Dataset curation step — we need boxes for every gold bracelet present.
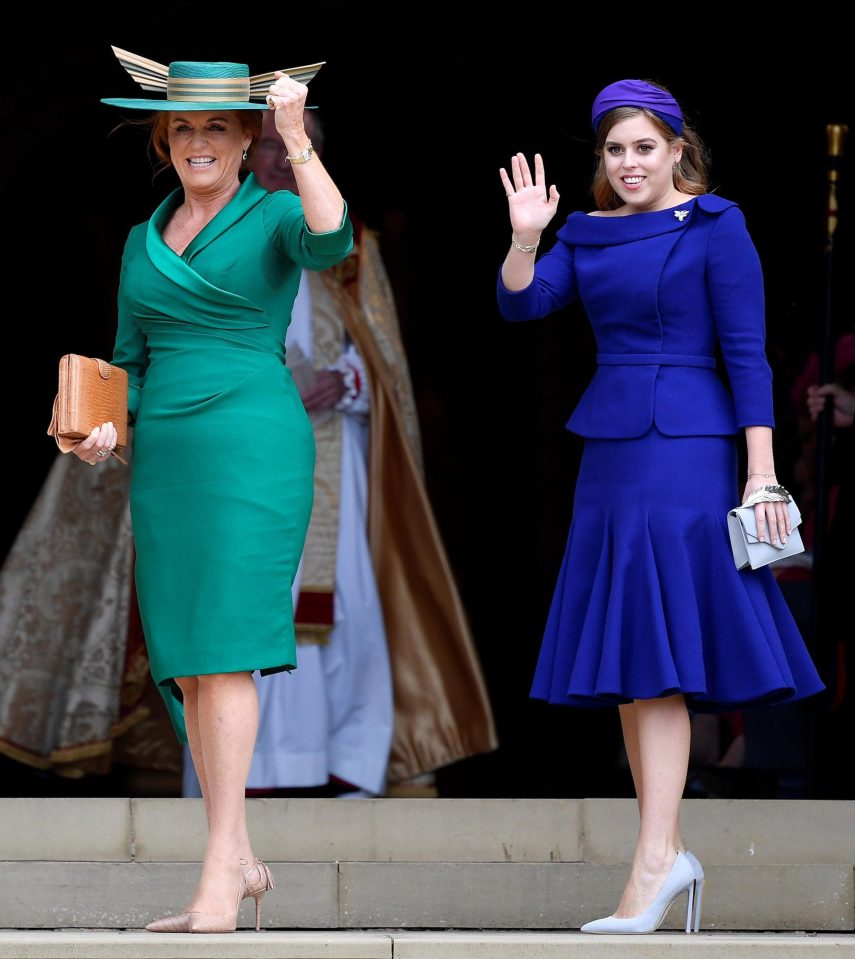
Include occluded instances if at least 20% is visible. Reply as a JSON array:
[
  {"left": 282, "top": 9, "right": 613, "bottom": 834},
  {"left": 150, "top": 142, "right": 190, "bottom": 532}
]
[
  {"left": 286, "top": 140, "right": 314, "bottom": 164},
  {"left": 511, "top": 236, "right": 539, "bottom": 254}
]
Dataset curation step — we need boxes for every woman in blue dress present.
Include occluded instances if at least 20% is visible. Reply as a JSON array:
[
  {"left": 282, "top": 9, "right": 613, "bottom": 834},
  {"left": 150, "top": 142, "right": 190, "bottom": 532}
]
[{"left": 497, "top": 79, "right": 824, "bottom": 935}]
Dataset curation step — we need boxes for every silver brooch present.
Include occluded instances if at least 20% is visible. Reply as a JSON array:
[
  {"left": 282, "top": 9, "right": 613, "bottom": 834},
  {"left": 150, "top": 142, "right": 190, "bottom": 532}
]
[{"left": 674, "top": 209, "right": 689, "bottom": 222}]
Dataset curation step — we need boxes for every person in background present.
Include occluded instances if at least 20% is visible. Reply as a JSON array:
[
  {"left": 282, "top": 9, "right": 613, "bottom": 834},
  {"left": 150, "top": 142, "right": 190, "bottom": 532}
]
[
  {"left": 807, "top": 381, "right": 855, "bottom": 429},
  {"left": 805, "top": 339, "right": 855, "bottom": 796}
]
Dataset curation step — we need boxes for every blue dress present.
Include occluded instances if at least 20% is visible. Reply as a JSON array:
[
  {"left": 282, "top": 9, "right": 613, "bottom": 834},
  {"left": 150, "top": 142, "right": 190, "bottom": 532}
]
[{"left": 497, "top": 194, "right": 824, "bottom": 712}]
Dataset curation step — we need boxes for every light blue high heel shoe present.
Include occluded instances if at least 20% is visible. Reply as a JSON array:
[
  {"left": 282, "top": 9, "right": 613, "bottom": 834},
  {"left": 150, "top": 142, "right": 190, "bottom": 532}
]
[
  {"left": 580, "top": 850, "right": 702, "bottom": 934},
  {"left": 683, "top": 850, "right": 705, "bottom": 933}
]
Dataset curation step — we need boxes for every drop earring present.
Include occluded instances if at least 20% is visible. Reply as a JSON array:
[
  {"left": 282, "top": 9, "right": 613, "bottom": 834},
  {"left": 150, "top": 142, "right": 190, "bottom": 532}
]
[{"left": 242, "top": 148, "right": 248, "bottom": 160}]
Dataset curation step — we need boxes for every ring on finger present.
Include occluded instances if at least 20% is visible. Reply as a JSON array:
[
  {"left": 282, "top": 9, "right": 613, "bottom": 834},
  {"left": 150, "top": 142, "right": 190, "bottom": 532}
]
[
  {"left": 96, "top": 449, "right": 109, "bottom": 458},
  {"left": 266, "top": 95, "right": 275, "bottom": 107}
]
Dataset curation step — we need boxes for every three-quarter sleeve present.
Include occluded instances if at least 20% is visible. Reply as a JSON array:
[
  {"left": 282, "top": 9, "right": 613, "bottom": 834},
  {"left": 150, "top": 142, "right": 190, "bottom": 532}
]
[
  {"left": 263, "top": 191, "right": 354, "bottom": 270},
  {"left": 111, "top": 229, "right": 149, "bottom": 422},
  {"left": 496, "top": 239, "right": 578, "bottom": 321},
  {"left": 706, "top": 207, "right": 775, "bottom": 428}
]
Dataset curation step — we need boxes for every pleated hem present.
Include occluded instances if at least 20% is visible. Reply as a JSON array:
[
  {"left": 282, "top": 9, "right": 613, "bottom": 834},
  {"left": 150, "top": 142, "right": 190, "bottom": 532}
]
[{"left": 531, "top": 431, "right": 825, "bottom": 714}]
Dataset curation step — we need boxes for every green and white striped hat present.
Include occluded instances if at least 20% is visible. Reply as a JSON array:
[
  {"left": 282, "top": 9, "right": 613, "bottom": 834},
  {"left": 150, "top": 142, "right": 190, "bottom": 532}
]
[{"left": 101, "top": 45, "right": 324, "bottom": 111}]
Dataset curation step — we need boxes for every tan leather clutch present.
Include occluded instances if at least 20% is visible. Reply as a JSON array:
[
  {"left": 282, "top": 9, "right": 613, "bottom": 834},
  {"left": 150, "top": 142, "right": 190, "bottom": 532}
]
[{"left": 47, "top": 354, "right": 129, "bottom": 463}]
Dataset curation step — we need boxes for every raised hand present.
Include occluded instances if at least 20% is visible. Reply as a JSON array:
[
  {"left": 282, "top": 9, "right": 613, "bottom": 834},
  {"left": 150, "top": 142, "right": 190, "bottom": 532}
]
[
  {"left": 266, "top": 71, "right": 309, "bottom": 145},
  {"left": 499, "top": 153, "right": 560, "bottom": 240}
]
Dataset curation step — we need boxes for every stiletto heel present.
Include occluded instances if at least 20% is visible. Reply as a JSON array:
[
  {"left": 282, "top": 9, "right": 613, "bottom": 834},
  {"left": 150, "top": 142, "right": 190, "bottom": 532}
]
[
  {"left": 684, "top": 850, "right": 705, "bottom": 932},
  {"left": 580, "top": 851, "right": 697, "bottom": 935},
  {"left": 685, "top": 879, "right": 695, "bottom": 934},
  {"left": 243, "top": 858, "right": 276, "bottom": 932}
]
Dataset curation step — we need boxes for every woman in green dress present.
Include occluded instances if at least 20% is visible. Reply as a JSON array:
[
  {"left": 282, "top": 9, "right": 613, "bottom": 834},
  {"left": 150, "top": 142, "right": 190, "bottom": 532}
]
[{"left": 77, "top": 49, "right": 353, "bottom": 932}]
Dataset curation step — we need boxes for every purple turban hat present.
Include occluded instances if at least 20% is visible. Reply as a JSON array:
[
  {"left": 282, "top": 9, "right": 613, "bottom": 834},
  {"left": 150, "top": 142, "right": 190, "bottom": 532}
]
[{"left": 591, "top": 79, "right": 683, "bottom": 135}]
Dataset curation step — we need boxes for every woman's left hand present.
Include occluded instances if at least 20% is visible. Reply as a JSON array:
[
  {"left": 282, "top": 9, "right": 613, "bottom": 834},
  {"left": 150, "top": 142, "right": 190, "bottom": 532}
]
[
  {"left": 266, "top": 71, "right": 309, "bottom": 144},
  {"left": 742, "top": 476, "right": 792, "bottom": 546},
  {"left": 72, "top": 422, "right": 119, "bottom": 466}
]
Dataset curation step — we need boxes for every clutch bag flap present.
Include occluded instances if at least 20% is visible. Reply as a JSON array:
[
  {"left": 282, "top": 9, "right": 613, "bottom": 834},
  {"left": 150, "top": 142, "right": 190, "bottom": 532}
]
[
  {"left": 49, "top": 354, "right": 128, "bottom": 449},
  {"left": 727, "top": 498, "right": 805, "bottom": 570}
]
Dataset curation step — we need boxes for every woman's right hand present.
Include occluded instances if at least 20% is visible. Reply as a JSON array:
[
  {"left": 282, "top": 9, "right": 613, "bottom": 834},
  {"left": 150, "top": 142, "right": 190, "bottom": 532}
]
[
  {"left": 72, "top": 422, "right": 118, "bottom": 466},
  {"left": 499, "top": 153, "right": 560, "bottom": 240}
]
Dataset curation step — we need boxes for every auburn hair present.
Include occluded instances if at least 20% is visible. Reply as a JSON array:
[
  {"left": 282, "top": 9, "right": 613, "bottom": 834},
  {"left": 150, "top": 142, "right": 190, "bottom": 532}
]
[{"left": 592, "top": 105, "right": 710, "bottom": 211}]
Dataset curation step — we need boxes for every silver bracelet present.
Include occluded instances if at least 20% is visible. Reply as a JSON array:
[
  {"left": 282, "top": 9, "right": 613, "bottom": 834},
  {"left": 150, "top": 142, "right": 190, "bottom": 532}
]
[
  {"left": 745, "top": 484, "right": 792, "bottom": 504},
  {"left": 747, "top": 471, "right": 776, "bottom": 480},
  {"left": 511, "top": 236, "right": 539, "bottom": 254}
]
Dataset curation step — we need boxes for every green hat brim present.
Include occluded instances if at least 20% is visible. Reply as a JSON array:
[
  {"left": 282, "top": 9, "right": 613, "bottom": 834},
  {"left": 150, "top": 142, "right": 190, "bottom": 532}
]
[{"left": 100, "top": 98, "right": 268, "bottom": 111}]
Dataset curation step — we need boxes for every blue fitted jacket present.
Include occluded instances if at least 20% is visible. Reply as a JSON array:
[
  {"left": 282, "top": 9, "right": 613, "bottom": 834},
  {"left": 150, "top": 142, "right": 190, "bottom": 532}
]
[{"left": 497, "top": 194, "right": 774, "bottom": 438}]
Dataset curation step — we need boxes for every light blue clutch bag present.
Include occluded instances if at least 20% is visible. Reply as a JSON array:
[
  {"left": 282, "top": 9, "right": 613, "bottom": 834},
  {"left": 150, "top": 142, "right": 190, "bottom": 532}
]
[{"left": 727, "top": 498, "right": 805, "bottom": 571}]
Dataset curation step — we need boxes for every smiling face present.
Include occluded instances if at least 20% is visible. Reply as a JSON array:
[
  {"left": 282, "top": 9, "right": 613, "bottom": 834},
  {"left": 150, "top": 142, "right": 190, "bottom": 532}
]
[
  {"left": 601, "top": 113, "right": 683, "bottom": 212},
  {"left": 165, "top": 111, "right": 252, "bottom": 195}
]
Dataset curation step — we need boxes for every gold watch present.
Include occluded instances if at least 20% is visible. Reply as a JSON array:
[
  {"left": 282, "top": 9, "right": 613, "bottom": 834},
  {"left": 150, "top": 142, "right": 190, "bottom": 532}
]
[{"left": 286, "top": 139, "right": 314, "bottom": 165}]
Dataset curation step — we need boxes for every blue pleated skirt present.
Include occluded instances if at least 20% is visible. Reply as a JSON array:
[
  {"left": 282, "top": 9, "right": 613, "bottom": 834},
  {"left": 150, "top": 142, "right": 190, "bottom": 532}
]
[{"left": 531, "top": 428, "right": 825, "bottom": 712}]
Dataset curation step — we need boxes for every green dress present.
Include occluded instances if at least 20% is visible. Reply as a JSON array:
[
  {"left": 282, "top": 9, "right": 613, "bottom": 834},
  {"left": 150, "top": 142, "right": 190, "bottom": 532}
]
[{"left": 111, "top": 173, "right": 353, "bottom": 742}]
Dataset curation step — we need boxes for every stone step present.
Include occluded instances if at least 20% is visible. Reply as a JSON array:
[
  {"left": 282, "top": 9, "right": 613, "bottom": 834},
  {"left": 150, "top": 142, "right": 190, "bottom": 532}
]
[
  {"left": 0, "top": 861, "right": 850, "bottom": 931},
  {"left": 2, "top": 797, "right": 854, "bottom": 865},
  {"left": 0, "top": 930, "right": 853, "bottom": 959},
  {"left": 2, "top": 798, "right": 853, "bottom": 932}
]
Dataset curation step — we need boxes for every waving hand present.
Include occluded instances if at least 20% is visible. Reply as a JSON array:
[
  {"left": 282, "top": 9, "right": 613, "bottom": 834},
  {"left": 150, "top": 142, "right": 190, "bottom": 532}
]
[
  {"left": 500, "top": 153, "right": 560, "bottom": 238},
  {"left": 499, "top": 152, "right": 559, "bottom": 291}
]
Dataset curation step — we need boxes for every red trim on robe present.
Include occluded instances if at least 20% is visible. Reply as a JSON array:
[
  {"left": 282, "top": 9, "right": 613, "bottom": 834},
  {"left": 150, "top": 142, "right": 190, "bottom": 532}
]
[{"left": 295, "top": 590, "right": 334, "bottom": 628}]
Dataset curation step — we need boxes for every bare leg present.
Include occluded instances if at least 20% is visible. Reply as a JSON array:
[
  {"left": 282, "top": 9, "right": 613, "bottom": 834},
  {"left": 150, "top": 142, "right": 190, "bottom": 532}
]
[
  {"left": 183, "top": 672, "right": 258, "bottom": 916},
  {"left": 178, "top": 677, "right": 212, "bottom": 826},
  {"left": 619, "top": 702, "right": 644, "bottom": 814},
  {"left": 619, "top": 701, "right": 687, "bottom": 849},
  {"left": 613, "top": 694, "right": 690, "bottom": 918}
]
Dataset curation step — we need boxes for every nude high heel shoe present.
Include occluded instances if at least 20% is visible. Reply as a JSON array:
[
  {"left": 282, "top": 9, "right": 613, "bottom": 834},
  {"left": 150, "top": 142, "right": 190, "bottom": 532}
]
[
  {"left": 146, "top": 858, "right": 274, "bottom": 934},
  {"left": 580, "top": 850, "right": 700, "bottom": 934},
  {"left": 186, "top": 870, "right": 248, "bottom": 934},
  {"left": 145, "top": 913, "right": 193, "bottom": 933}
]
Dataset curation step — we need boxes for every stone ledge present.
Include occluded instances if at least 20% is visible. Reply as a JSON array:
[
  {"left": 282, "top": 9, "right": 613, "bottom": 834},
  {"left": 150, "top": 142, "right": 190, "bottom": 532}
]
[
  {"left": 582, "top": 799, "right": 855, "bottom": 865},
  {"left": 0, "top": 930, "right": 391, "bottom": 958},
  {"left": 0, "top": 799, "right": 131, "bottom": 863},
  {"left": 0, "top": 930, "right": 853, "bottom": 959},
  {"left": 131, "top": 798, "right": 583, "bottom": 863},
  {"left": 0, "top": 861, "right": 850, "bottom": 931},
  {"left": 3, "top": 798, "right": 854, "bottom": 869},
  {"left": 339, "top": 862, "right": 854, "bottom": 931},
  {"left": 0, "top": 862, "right": 336, "bottom": 930},
  {"left": 392, "top": 931, "right": 855, "bottom": 958}
]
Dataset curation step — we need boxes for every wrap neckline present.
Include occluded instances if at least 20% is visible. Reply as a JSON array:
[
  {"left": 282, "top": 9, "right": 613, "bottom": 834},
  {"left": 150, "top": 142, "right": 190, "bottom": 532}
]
[{"left": 148, "top": 173, "right": 268, "bottom": 263}]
